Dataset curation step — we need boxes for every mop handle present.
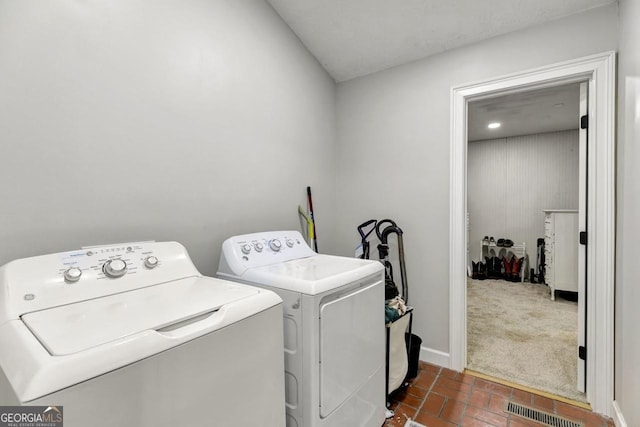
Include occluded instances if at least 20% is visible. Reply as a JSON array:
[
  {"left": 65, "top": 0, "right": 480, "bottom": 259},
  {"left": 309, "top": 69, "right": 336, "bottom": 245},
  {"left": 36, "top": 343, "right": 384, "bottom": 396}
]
[{"left": 298, "top": 205, "right": 314, "bottom": 245}]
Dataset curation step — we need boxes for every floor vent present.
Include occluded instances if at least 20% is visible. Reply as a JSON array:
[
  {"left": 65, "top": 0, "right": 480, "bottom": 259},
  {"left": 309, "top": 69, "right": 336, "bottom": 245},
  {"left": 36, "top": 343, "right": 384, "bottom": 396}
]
[{"left": 504, "top": 401, "right": 584, "bottom": 427}]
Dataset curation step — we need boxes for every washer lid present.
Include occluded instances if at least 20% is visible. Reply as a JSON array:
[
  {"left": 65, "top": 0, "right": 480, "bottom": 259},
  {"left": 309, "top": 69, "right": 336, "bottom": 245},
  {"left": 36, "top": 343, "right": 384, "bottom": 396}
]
[
  {"left": 21, "top": 276, "right": 260, "bottom": 356},
  {"left": 231, "top": 254, "right": 383, "bottom": 295}
]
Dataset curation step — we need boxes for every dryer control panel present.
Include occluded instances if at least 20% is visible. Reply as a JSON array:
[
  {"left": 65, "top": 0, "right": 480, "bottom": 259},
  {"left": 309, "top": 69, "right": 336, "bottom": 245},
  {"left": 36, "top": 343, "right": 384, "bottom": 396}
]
[
  {"left": 218, "top": 230, "right": 316, "bottom": 275},
  {"left": 0, "top": 241, "right": 200, "bottom": 320}
]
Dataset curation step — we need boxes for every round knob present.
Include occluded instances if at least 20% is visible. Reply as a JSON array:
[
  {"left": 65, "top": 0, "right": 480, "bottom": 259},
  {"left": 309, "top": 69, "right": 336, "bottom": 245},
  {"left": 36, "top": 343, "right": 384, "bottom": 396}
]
[
  {"left": 241, "top": 244, "right": 252, "bottom": 255},
  {"left": 286, "top": 238, "right": 294, "bottom": 248},
  {"left": 254, "top": 242, "right": 264, "bottom": 252},
  {"left": 269, "top": 239, "right": 282, "bottom": 252},
  {"left": 144, "top": 256, "right": 159, "bottom": 269},
  {"left": 64, "top": 267, "right": 82, "bottom": 282},
  {"left": 103, "top": 259, "right": 127, "bottom": 278}
]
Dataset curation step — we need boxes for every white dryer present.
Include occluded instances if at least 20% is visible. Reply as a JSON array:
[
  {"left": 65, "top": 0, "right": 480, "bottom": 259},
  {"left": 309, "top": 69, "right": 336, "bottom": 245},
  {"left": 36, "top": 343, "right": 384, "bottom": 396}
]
[
  {"left": 217, "top": 231, "right": 386, "bottom": 427},
  {"left": 0, "top": 241, "right": 285, "bottom": 427}
]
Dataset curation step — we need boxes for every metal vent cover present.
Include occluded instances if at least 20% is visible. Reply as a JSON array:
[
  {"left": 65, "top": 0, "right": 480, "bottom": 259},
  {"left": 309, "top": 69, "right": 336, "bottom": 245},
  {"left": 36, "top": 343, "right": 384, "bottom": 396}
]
[{"left": 504, "top": 401, "right": 584, "bottom": 427}]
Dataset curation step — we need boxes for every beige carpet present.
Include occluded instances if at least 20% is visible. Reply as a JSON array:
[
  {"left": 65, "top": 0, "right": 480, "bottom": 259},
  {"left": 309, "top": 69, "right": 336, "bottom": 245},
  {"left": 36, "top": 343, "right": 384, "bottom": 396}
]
[{"left": 466, "top": 278, "right": 587, "bottom": 402}]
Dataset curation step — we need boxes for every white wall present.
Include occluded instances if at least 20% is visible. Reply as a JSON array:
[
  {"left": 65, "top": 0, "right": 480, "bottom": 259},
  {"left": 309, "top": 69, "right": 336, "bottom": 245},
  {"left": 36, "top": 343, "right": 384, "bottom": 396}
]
[
  {"left": 0, "top": 0, "right": 336, "bottom": 274},
  {"left": 468, "top": 130, "right": 579, "bottom": 273},
  {"left": 335, "top": 5, "right": 618, "bottom": 360},
  {"left": 615, "top": 0, "right": 640, "bottom": 425}
]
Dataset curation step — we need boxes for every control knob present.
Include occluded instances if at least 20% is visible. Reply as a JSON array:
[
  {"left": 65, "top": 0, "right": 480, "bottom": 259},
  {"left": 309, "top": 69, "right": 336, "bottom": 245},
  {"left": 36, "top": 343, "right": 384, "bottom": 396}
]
[
  {"left": 286, "top": 238, "right": 294, "bottom": 248},
  {"left": 63, "top": 267, "right": 82, "bottom": 283},
  {"left": 254, "top": 242, "right": 264, "bottom": 252},
  {"left": 144, "top": 256, "right": 159, "bottom": 269},
  {"left": 103, "top": 259, "right": 128, "bottom": 278},
  {"left": 241, "top": 244, "right": 252, "bottom": 255},
  {"left": 269, "top": 239, "right": 282, "bottom": 252}
]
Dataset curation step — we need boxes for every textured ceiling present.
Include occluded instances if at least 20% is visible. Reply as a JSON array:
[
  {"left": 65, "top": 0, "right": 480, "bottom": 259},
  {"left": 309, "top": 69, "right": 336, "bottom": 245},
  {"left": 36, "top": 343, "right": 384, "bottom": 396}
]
[
  {"left": 266, "top": 0, "right": 616, "bottom": 82},
  {"left": 468, "top": 83, "right": 581, "bottom": 141}
]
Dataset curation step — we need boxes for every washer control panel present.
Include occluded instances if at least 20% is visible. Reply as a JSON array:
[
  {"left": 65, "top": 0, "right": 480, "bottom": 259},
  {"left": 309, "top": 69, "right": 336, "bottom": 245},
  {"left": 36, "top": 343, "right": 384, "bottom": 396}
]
[
  {"left": 0, "top": 241, "right": 199, "bottom": 318},
  {"left": 219, "top": 230, "right": 316, "bottom": 273},
  {"left": 57, "top": 243, "right": 161, "bottom": 284}
]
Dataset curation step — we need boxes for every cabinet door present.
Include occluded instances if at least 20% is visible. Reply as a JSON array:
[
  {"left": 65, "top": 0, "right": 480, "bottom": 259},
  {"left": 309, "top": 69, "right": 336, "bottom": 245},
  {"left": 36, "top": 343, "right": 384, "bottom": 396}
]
[
  {"left": 544, "top": 214, "right": 555, "bottom": 288},
  {"left": 554, "top": 213, "right": 579, "bottom": 292}
]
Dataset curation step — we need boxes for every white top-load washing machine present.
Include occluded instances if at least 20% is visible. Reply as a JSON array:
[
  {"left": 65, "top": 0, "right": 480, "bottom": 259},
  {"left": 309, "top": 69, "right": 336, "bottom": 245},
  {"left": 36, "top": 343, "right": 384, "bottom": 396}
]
[
  {"left": 218, "top": 230, "right": 386, "bottom": 427},
  {"left": 0, "top": 241, "right": 285, "bottom": 427}
]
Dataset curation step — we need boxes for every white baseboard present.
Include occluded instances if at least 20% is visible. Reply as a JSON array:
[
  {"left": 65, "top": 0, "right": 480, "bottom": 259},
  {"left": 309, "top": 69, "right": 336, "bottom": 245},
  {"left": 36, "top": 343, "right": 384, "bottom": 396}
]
[
  {"left": 418, "top": 345, "right": 450, "bottom": 369},
  {"left": 611, "top": 401, "right": 628, "bottom": 427}
]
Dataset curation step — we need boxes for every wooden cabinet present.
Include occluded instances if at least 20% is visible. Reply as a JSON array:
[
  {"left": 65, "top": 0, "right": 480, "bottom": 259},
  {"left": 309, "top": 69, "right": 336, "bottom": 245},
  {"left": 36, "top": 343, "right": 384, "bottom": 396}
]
[{"left": 543, "top": 210, "right": 578, "bottom": 300}]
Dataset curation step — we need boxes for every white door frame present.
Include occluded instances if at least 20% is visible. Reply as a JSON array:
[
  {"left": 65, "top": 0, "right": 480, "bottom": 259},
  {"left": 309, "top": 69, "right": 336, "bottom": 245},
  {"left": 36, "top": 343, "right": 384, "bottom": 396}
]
[
  {"left": 577, "top": 81, "right": 588, "bottom": 393},
  {"left": 449, "top": 51, "right": 615, "bottom": 416}
]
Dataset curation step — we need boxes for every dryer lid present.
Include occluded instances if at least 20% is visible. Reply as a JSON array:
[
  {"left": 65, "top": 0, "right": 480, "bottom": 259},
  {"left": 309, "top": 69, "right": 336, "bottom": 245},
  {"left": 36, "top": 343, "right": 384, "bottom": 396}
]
[
  {"left": 21, "top": 276, "right": 260, "bottom": 356},
  {"left": 234, "top": 254, "right": 383, "bottom": 295}
]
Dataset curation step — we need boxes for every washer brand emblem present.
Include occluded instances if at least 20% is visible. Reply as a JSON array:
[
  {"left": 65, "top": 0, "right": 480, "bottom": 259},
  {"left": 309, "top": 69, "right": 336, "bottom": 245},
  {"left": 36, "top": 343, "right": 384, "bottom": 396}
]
[{"left": 0, "top": 406, "right": 63, "bottom": 427}]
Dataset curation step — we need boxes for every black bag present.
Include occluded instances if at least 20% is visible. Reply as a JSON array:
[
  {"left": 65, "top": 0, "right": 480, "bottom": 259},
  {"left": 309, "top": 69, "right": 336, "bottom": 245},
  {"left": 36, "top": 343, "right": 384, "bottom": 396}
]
[{"left": 385, "top": 278, "right": 399, "bottom": 300}]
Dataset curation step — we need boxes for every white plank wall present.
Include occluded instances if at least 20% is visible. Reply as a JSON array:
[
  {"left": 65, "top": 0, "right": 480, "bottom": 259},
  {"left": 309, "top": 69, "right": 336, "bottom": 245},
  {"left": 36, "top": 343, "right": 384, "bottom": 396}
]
[{"left": 468, "top": 130, "right": 579, "bottom": 277}]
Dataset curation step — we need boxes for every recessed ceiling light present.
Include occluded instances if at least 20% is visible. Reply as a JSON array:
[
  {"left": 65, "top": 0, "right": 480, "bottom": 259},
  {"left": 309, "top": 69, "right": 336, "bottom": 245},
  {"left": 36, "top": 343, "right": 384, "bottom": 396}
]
[{"left": 488, "top": 122, "right": 501, "bottom": 129}]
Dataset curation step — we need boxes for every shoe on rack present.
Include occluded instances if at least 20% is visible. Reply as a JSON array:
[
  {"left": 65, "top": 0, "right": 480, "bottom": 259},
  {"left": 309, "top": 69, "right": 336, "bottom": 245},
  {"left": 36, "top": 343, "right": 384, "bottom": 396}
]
[
  {"left": 489, "top": 237, "right": 496, "bottom": 246},
  {"left": 497, "top": 238, "right": 505, "bottom": 247},
  {"left": 502, "top": 255, "right": 513, "bottom": 279},
  {"left": 472, "top": 261, "right": 479, "bottom": 280},
  {"left": 504, "top": 239, "right": 514, "bottom": 248},
  {"left": 478, "top": 262, "right": 487, "bottom": 280},
  {"left": 511, "top": 257, "right": 524, "bottom": 281},
  {"left": 484, "top": 257, "right": 494, "bottom": 279},
  {"left": 485, "top": 256, "right": 501, "bottom": 279},
  {"left": 482, "top": 236, "right": 489, "bottom": 246},
  {"left": 485, "top": 256, "right": 502, "bottom": 279},
  {"left": 493, "top": 256, "right": 503, "bottom": 277}
]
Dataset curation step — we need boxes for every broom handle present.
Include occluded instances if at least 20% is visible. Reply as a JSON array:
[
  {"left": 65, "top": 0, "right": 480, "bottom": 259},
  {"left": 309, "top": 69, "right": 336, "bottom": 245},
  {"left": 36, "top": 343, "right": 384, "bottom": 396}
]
[{"left": 307, "top": 186, "right": 318, "bottom": 252}]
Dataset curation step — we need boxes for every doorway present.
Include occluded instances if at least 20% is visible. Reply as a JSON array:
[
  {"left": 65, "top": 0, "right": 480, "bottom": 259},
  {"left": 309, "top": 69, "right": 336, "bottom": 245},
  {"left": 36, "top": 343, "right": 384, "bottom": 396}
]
[
  {"left": 465, "top": 82, "right": 586, "bottom": 402},
  {"left": 449, "top": 52, "right": 615, "bottom": 416}
]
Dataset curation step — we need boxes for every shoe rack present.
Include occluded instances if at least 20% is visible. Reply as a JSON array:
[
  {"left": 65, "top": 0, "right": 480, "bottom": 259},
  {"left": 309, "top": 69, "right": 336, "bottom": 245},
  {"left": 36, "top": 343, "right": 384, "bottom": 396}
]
[{"left": 480, "top": 240, "right": 528, "bottom": 282}]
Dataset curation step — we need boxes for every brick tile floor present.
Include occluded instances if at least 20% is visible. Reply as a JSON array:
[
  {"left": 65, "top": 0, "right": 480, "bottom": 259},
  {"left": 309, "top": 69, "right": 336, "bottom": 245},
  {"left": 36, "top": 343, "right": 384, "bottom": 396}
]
[{"left": 384, "top": 362, "right": 614, "bottom": 427}]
